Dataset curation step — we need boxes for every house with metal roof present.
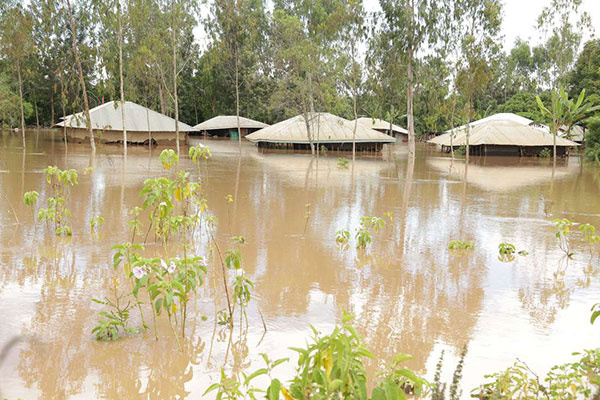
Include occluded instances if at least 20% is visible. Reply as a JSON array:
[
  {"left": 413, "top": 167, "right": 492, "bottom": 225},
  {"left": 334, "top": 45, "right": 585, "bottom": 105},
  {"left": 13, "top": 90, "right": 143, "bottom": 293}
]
[
  {"left": 192, "top": 115, "right": 269, "bottom": 139},
  {"left": 429, "top": 118, "right": 578, "bottom": 156},
  {"left": 246, "top": 112, "right": 395, "bottom": 152},
  {"left": 55, "top": 101, "right": 193, "bottom": 145},
  {"left": 354, "top": 117, "right": 409, "bottom": 142}
]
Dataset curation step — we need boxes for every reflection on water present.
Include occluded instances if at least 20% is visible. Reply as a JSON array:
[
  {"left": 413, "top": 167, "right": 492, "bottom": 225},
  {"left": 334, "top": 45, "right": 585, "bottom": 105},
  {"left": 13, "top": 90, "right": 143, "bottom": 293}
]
[{"left": 1, "top": 130, "right": 600, "bottom": 398}]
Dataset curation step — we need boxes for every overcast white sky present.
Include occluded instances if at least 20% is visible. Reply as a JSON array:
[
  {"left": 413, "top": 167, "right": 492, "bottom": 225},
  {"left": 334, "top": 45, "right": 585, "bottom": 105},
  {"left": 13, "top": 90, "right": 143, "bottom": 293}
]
[{"left": 363, "top": 0, "right": 600, "bottom": 51}]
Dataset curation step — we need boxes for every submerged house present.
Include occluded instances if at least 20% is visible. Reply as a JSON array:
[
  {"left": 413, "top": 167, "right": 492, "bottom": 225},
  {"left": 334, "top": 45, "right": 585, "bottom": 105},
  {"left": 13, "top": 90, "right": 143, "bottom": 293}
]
[
  {"left": 354, "top": 117, "right": 409, "bottom": 142},
  {"left": 245, "top": 112, "right": 396, "bottom": 151},
  {"left": 192, "top": 115, "right": 268, "bottom": 139},
  {"left": 55, "top": 101, "right": 193, "bottom": 145},
  {"left": 428, "top": 119, "right": 578, "bottom": 156}
]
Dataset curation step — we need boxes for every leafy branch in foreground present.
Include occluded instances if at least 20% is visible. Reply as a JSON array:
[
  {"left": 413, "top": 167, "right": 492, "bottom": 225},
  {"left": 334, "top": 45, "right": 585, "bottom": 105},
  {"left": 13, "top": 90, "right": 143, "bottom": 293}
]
[{"left": 206, "top": 312, "right": 428, "bottom": 399}]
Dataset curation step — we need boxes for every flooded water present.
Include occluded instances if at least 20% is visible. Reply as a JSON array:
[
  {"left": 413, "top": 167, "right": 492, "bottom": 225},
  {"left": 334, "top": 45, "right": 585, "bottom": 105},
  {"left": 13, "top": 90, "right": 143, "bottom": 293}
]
[{"left": 1, "top": 130, "right": 600, "bottom": 399}]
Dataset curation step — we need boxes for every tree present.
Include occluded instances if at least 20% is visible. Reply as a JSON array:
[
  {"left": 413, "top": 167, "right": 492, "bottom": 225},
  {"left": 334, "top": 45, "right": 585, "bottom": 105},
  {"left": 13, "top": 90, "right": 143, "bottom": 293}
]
[
  {"left": 454, "top": 0, "right": 502, "bottom": 162},
  {"left": 208, "top": 0, "right": 268, "bottom": 150},
  {"left": 66, "top": 0, "right": 96, "bottom": 152},
  {"left": 0, "top": 5, "right": 34, "bottom": 146},
  {"left": 378, "top": 0, "right": 442, "bottom": 156},
  {"left": 569, "top": 39, "right": 600, "bottom": 100},
  {"left": 269, "top": 0, "right": 347, "bottom": 155},
  {"left": 537, "top": 0, "right": 593, "bottom": 89},
  {"left": 340, "top": 0, "right": 365, "bottom": 161},
  {"left": 96, "top": 0, "right": 130, "bottom": 155}
]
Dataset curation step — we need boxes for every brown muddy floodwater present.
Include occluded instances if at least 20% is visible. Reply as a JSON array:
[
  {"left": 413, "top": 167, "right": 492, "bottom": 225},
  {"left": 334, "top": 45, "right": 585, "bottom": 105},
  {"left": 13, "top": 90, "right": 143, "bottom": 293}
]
[{"left": 1, "top": 130, "right": 600, "bottom": 399}]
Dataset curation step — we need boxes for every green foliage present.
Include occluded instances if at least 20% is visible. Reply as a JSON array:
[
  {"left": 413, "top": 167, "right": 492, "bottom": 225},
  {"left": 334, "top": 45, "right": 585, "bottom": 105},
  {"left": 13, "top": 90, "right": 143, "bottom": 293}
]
[
  {"left": 539, "top": 148, "right": 551, "bottom": 158},
  {"left": 89, "top": 215, "right": 105, "bottom": 233},
  {"left": 355, "top": 228, "right": 372, "bottom": 250},
  {"left": 335, "top": 229, "right": 350, "bottom": 249},
  {"left": 37, "top": 166, "right": 78, "bottom": 236},
  {"left": 159, "top": 149, "right": 179, "bottom": 171},
  {"left": 336, "top": 157, "right": 350, "bottom": 169},
  {"left": 553, "top": 218, "right": 573, "bottom": 257},
  {"left": 22, "top": 191, "right": 39, "bottom": 207},
  {"left": 92, "top": 295, "right": 135, "bottom": 341},
  {"left": 189, "top": 144, "right": 212, "bottom": 163},
  {"left": 453, "top": 146, "right": 466, "bottom": 156},
  {"left": 584, "top": 116, "right": 600, "bottom": 163},
  {"left": 473, "top": 349, "right": 600, "bottom": 399},
  {"left": 448, "top": 240, "right": 474, "bottom": 250},
  {"left": 498, "top": 242, "right": 516, "bottom": 262}
]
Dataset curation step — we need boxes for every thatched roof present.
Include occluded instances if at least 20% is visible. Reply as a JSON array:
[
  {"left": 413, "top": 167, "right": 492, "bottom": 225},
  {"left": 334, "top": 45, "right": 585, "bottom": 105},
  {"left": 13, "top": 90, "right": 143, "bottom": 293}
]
[
  {"left": 193, "top": 115, "right": 268, "bottom": 131},
  {"left": 246, "top": 113, "right": 396, "bottom": 144},
  {"left": 354, "top": 117, "right": 408, "bottom": 134},
  {"left": 429, "top": 119, "right": 578, "bottom": 147},
  {"left": 55, "top": 101, "right": 194, "bottom": 132}
]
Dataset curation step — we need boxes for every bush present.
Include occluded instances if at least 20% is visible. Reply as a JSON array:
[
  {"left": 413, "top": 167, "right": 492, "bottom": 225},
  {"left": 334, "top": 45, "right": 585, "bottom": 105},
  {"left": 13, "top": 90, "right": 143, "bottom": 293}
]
[
  {"left": 539, "top": 147, "right": 551, "bottom": 158},
  {"left": 584, "top": 116, "right": 600, "bottom": 163}
]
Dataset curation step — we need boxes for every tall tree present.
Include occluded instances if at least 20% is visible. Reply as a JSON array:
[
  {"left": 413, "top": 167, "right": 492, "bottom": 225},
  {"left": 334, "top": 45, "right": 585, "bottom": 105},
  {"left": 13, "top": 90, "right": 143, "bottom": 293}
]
[
  {"left": 208, "top": 0, "right": 268, "bottom": 150},
  {"left": 537, "top": 0, "right": 593, "bottom": 89},
  {"left": 378, "top": 0, "right": 442, "bottom": 155},
  {"left": 0, "top": 5, "right": 34, "bottom": 147},
  {"left": 454, "top": 0, "right": 502, "bottom": 162},
  {"left": 96, "top": 0, "right": 130, "bottom": 155},
  {"left": 66, "top": 0, "right": 96, "bottom": 152},
  {"left": 270, "top": 0, "right": 347, "bottom": 155},
  {"left": 340, "top": 0, "right": 365, "bottom": 161}
]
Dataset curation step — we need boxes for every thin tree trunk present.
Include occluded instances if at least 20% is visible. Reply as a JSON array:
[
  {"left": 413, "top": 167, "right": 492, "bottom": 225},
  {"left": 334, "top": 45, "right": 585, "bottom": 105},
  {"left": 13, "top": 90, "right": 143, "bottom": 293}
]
[
  {"left": 466, "top": 98, "right": 471, "bottom": 163},
  {"left": 50, "top": 84, "right": 55, "bottom": 127},
  {"left": 118, "top": 1, "right": 127, "bottom": 156},
  {"left": 407, "top": 44, "right": 416, "bottom": 156},
  {"left": 34, "top": 93, "right": 40, "bottom": 130},
  {"left": 235, "top": 49, "right": 241, "bottom": 151},
  {"left": 67, "top": 0, "right": 95, "bottom": 152},
  {"left": 60, "top": 77, "right": 68, "bottom": 152},
  {"left": 171, "top": 0, "right": 180, "bottom": 155},
  {"left": 351, "top": 44, "right": 358, "bottom": 161},
  {"left": 389, "top": 103, "right": 394, "bottom": 140},
  {"left": 307, "top": 72, "right": 315, "bottom": 155},
  {"left": 17, "top": 64, "right": 26, "bottom": 148},
  {"left": 158, "top": 83, "right": 166, "bottom": 114}
]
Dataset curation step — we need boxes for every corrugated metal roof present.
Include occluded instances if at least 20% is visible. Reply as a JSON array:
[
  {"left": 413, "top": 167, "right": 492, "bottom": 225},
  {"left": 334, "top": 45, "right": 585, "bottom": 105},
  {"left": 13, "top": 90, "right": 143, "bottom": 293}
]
[
  {"left": 429, "top": 119, "right": 578, "bottom": 147},
  {"left": 246, "top": 113, "right": 396, "bottom": 144},
  {"left": 193, "top": 115, "right": 269, "bottom": 131},
  {"left": 55, "top": 101, "right": 194, "bottom": 132},
  {"left": 447, "top": 113, "right": 537, "bottom": 133},
  {"left": 355, "top": 117, "right": 409, "bottom": 134}
]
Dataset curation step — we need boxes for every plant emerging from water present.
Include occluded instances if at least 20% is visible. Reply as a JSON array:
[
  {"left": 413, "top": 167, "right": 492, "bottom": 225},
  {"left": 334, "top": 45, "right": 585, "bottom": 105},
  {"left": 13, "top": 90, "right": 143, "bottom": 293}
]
[
  {"left": 498, "top": 242, "right": 516, "bottom": 262},
  {"left": 553, "top": 218, "right": 574, "bottom": 258},
  {"left": 206, "top": 312, "right": 428, "bottom": 399},
  {"left": 337, "top": 157, "right": 350, "bottom": 168},
  {"left": 448, "top": 240, "right": 474, "bottom": 251},
  {"left": 335, "top": 229, "right": 350, "bottom": 250},
  {"left": 90, "top": 215, "right": 105, "bottom": 235},
  {"left": 472, "top": 348, "right": 600, "bottom": 399},
  {"left": 579, "top": 223, "right": 600, "bottom": 262},
  {"left": 37, "top": 166, "right": 78, "bottom": 235}
]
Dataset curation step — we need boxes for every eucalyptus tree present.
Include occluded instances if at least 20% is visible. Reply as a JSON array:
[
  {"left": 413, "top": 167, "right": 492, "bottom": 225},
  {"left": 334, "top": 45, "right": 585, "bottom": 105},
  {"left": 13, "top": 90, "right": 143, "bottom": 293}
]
[
  {"left": 377, "top": 0, "right": 443, "bottom": 155},
  {"left": 66, "top": 0, "right": 96, "bottom": 152},
  {"left": 339, "top": 0, "right": 366, "bottom": 161},
  {"left": 270, "top": 0, "right": 347, "bottom": 156},
  {"left": 147, "top": 0, "right": 199, "bottom": 155},
  {"left": 537, "top": 0, "right": 593, "bottom": 90},
  {"left": 453, "top": 0, "right": 502, "bottom": 162},
  {"left": 96, "top": 0, "right": 130, "bottom": 155},
  {"left": 0, "top": 4, "right": 34, "bottom": 146},
  {"left": 208, "top": 0, "right": 268, "bottom": 150}
]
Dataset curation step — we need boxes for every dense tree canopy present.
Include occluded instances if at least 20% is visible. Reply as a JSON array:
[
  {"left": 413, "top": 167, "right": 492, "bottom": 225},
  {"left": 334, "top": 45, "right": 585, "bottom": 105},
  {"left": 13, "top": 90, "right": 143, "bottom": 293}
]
[{"left": 0, "top": 0, "right": 598, "bottom": 136}]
